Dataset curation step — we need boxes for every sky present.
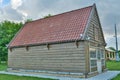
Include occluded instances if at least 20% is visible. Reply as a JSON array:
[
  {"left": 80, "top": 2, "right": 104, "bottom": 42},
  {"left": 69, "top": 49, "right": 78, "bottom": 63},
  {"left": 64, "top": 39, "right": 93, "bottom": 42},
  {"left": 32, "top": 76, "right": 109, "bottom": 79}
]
[{"left": 0, "top": 0, "right": 120, "bottom": 49}]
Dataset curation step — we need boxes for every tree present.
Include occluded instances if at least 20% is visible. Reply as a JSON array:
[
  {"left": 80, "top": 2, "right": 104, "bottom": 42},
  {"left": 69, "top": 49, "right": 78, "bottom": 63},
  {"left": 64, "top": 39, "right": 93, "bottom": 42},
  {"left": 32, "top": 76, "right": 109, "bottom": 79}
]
[
  {"left": 25, "top": 19, "right": 32, "bottom": 23},
  {"left": 44, "top": 14, "right": 52, "bottom": 18},
  {"left": 108, "top": 47, "right": 116, "bottom": 51},
  {"left": 0, "top": 20, "right": 23, "bottom": 62},
  {"left": 119, "top": 50, "right": 120, "bottom": 55}
]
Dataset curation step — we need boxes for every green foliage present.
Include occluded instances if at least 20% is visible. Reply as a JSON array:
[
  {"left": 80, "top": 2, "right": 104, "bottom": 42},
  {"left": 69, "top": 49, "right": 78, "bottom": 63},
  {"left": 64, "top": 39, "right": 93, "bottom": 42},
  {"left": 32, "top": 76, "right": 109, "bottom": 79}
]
[
  {"left": 0, "top": 20, "right": 23, "bottom": 62},
  {"left": 108, "top": 47, "right": 116, "bottom": 51},
  {"left": 0, "top": 74, "right": 55, "bottom": 80},
  {"left": 25, "top": 19, "right": 32, "bottom": 23},
  {"left": 44, "top": 14, "right": 52, "bottom": 18}
]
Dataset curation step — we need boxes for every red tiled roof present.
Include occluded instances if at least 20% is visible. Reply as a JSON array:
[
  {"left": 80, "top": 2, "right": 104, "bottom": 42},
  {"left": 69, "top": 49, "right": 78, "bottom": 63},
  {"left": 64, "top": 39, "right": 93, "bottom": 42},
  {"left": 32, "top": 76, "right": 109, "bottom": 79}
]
[{"left": 9, "top": 5, "right": 93, "bottom": 47}]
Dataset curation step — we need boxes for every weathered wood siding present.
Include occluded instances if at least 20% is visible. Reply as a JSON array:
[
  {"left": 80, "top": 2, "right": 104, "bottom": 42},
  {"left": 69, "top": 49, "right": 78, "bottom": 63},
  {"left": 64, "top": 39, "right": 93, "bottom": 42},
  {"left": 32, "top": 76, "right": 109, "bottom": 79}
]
[
  {"left": 86, "top": 8, "right": 105, "bottom": 47},
  {"left": 8, "top": 41, "right": 87, "bottom": 73},
  {"left": 84, "top": 7, "right": 106, "bottom": 73}
]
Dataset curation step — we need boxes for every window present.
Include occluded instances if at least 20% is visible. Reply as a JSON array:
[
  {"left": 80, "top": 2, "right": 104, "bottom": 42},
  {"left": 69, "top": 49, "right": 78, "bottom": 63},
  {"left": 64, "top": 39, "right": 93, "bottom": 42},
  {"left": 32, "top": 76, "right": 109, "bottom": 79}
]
[
  {"left": 97, "top": 49, "right": 104, "bottom": 59},
  {"left": 101, "top": 49, "right": 104, "bottom": 58},
  {"left": 91, "top": 60, "right": 97, "bottom": 67},
  {"left": 102, "top": 59, "right": 105, "bottom": 65},
  {"left": 110, "top": 52, "right": 112, "bottom": 58},
  {"left": 94, "top": 26, "right": 99, "bottom": 41},
  {"left": 97, "top": 49, "right": 101, "bottom": 60},
  {"left": 90, "top": 48, "right": 96, "bottom": 58},
  {"left": 90, "top": 48, "right": 97, "bottom": 68},
  {"left": 95, "top": 28, "right": 98, "bottom": 41}
]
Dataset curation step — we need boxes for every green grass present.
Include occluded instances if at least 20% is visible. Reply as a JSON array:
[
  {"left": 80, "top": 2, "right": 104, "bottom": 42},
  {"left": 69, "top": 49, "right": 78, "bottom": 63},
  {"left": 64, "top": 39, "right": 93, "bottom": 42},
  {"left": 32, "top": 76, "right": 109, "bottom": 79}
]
[
  {"left": 106, "top": 60, "right": 120, "bottom": 80},
  {"left": 1, "top": 61, "right": 120, "bottom": 80},
  {"left": 106, "top": 60, "right": 120, "bottom": 70},
  {"left": 0, "top": 63, "right": 55, "bottom": 80},
  {"left": 111, "top": 74, "right": 120, "bottom": 80},
  {"left": 0, "top": 74, "right": 55, "bottom": 80},
  {"left": 0, "top": 63, "right": 7, "bottom": 71}
]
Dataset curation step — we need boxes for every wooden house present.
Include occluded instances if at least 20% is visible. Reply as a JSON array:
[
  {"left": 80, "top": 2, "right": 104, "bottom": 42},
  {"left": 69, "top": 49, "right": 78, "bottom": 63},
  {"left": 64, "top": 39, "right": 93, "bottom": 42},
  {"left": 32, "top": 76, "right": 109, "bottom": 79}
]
[
  {"left": 8, "top": 4, "right": 106, "bottom": 78},
  {"left": 105, "top": 48, "right": 116, "bottom": 60}
]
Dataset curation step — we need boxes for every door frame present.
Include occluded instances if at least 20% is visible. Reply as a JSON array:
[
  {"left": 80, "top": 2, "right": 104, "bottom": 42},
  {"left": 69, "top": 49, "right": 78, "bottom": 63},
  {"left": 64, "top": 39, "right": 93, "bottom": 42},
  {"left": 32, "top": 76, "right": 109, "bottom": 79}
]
[{"left": 89, "top": 47, "right": 105, "bottom": 73}]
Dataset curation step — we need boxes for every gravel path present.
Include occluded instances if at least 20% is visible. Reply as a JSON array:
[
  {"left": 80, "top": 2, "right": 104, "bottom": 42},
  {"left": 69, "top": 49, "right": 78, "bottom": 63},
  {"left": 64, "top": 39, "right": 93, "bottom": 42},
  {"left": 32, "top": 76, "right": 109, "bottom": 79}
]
[{"left": 0, "top": 71, "right": 120, "bottom": 80}]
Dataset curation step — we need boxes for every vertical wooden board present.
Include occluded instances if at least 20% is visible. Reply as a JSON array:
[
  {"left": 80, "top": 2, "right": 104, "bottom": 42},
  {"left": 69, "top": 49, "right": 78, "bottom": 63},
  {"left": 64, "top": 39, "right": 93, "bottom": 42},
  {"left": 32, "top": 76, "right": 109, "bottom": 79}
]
[{"left": 84, "top": 41, "right": 90, "bottom": 73}]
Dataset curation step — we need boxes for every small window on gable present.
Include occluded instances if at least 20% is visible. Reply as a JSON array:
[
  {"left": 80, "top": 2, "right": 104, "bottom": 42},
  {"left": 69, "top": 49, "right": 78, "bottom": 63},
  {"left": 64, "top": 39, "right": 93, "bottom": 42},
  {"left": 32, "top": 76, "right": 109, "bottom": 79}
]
[
  {"left": 93, "top": 24, "right": 99, "bottom": 41},
  {"left": 94, "top": 27, "right": 99, "bottom": 41}
]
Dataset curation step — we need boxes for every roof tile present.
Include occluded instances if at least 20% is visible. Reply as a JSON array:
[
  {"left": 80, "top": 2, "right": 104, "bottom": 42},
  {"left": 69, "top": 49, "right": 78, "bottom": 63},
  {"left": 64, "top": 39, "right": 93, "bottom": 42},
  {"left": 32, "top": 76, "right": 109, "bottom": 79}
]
[{"left": 9, "top": 5, "right": 93, "bottom": 47}]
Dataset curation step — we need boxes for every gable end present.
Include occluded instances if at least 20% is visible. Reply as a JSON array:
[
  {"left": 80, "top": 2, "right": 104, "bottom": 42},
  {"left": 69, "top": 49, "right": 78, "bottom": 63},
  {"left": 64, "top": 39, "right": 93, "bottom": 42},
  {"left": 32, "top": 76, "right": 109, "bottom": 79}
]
[{"left": 82, "top": 4, "right": 106, "bottom": 46}]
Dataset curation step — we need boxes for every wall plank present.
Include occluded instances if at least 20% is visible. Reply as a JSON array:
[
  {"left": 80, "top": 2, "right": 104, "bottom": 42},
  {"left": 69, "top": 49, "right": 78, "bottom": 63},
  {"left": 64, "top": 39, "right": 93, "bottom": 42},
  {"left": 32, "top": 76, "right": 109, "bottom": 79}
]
[{"left": 8, "top": 42, "right": 86, "bottom": 73}]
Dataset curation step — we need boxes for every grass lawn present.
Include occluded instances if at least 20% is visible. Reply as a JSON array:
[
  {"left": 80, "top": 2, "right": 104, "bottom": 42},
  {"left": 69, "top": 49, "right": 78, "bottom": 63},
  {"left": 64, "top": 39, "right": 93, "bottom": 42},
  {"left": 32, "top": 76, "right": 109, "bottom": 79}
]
[
  {"left": 112, "top": 74, "right": 120, "bottom": 80},
  {"left": 0, "top": 63, "right": 55, "bottom": 80},
  {"left": 1, "top": 61, "right": 120, "bottom": 80},
  {"left": 0, "top": 63, "right": 7, "bottom": 71},
  {"left": 106, "top": 60, "right": 120, "bottom": 70},
  {"left": 0, "top": 74, "right": 55, "bottom": 80},
  {"left": 106, "top": 60, "right": 120, "bottom": 80}
]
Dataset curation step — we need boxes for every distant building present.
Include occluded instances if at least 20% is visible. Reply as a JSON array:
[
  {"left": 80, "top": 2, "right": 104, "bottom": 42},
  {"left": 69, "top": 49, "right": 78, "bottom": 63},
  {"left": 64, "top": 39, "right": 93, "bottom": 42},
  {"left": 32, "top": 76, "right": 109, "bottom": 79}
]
[
  {"left": 105, "top": 48, "right": 116, "bottom": 60},
  {"left": 8, "top": 4, "right": 106, "bottom": 78}
]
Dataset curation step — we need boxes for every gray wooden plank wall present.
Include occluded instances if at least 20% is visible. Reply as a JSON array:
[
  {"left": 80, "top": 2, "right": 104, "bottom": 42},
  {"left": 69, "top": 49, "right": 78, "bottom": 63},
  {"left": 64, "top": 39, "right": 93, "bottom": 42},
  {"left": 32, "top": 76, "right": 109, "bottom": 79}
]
[
  {"left": 87, "top": 9, "right": 105, "bottom": 47},
  {"left": 8, "top": 42, "right": 86, "bottom": 73}
]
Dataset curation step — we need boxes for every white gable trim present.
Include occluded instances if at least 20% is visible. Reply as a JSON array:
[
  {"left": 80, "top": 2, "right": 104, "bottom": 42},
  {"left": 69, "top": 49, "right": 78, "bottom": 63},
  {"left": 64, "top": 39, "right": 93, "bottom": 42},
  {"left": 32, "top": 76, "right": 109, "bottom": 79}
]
[
  {"left": 82, "top": 4, "right": 95, "bottom": 40},
  {"left": 82, "top": 4, "right": 106, "bottom": 46},
  {"left": 94, "top": 7, "right": 106, "bottom": 45}
]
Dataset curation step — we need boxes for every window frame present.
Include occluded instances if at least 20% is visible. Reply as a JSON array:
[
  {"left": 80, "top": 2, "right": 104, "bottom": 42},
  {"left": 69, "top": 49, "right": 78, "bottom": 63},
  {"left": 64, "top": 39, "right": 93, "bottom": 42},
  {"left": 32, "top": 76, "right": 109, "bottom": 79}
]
[{"left": 89, "top": 48, "right": 97, "bottom": 68}]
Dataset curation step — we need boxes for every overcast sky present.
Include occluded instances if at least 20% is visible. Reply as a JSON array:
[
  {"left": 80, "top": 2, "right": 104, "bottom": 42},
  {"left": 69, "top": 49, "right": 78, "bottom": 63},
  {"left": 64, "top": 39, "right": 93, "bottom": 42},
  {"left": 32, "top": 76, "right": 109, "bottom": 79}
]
[{"left": 0, "top": 0, "right": 120, "bottom": 49}]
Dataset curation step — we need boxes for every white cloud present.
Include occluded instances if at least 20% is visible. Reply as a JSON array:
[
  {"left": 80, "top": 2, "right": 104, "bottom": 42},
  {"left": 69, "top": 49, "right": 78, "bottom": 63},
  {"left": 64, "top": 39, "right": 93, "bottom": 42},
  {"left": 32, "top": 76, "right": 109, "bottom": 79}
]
[
  {"left": 0, "top": 0, "right": 2, "bottom": 3},
  {"left": 11, "top": 0, "right": 22, "bottom": 9},
  {"left": 0, "top": 0, "right": 120, "bottom": 49},
  {"left": 0, "top": 5, "right": 23, "bottom": 22}
]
